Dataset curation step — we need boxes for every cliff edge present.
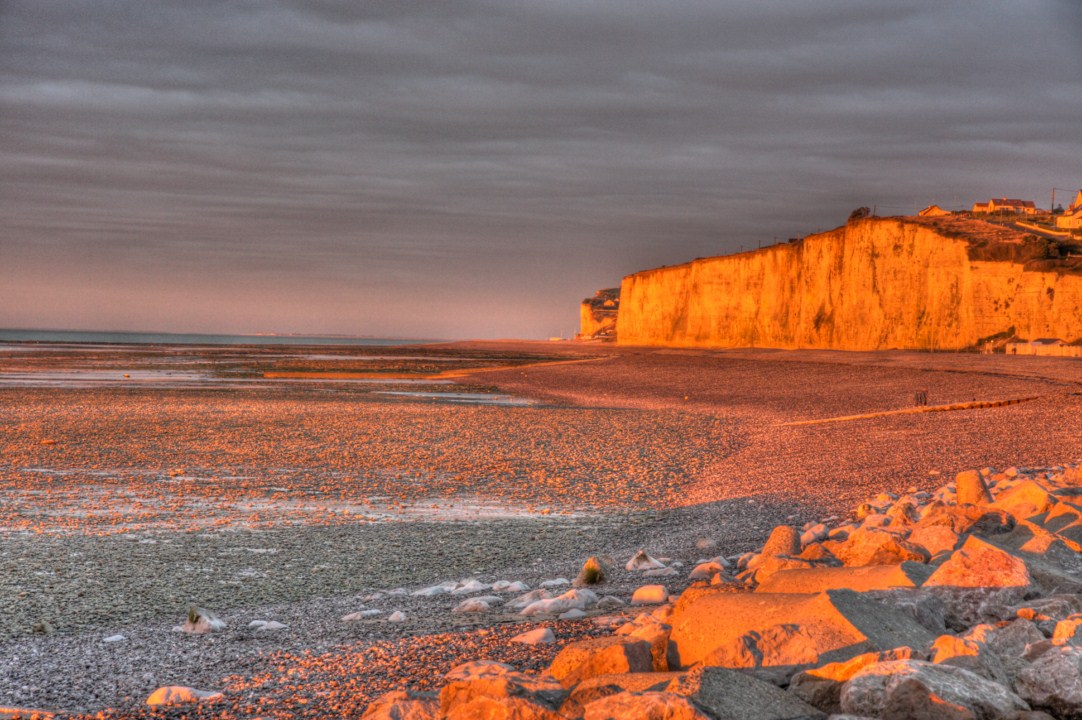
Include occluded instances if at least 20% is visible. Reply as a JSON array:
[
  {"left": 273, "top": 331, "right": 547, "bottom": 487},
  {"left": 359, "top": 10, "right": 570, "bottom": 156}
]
[{"left": 612, "top": 215, "right": 1082, "bottom": 351}]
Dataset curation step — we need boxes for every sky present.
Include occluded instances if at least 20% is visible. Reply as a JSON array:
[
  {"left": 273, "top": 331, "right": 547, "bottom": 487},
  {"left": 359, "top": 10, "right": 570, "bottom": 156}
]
[{"left": 2, "top": 1, "right": 1080, "bottom": 340}]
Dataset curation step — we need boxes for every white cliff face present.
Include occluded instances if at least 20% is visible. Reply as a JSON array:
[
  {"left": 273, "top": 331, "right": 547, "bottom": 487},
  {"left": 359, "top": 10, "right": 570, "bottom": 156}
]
[{"left": 614, "top": 218, "right": 1082, "bottom": 351}]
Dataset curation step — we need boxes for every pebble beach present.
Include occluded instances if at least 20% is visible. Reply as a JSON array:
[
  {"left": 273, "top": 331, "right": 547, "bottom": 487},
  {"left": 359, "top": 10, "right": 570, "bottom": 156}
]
[{"left": 1, "top": 340, "right": 1080, "bottom": 717}]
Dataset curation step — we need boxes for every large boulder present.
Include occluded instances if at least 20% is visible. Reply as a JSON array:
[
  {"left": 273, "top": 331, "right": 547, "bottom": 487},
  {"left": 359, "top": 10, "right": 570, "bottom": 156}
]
[
  {"left": 440, "top": 661, "right": 566, "bottom": 716},
  {"left": 1016, "top": 645, "right": 1082, "bottom": 719},
  {"left": 701, "top": 623, "right": 821, "bottom": 684},
  {"left": 840, "top": 659, "right": 1029, "bottom": 719},
  {"left": 956, "top": 470, "right": 993, "bottom": 506},
  {"left": 667, "top": 665, "right": 825, "bottom": 719},
  {"left": 627, "top": 619, "right": 673, "bottom": 671},
  {"left": 583, "top": 691, "right": 712, "bottom": 720},
  {"left": 929, "top": 633, "right": 1011, "bottom": 686},
  {"left": 964, "top": 619, "right": 1046, "bottom": 682},
  {"left": 862, "top": 589, "right": 949, "bottom": 635},
  {"left": 755, "top": 563, "right": 933, "bottom": 595},
  {"left": 789, "top": 647, "right": 916, "bottom": 714},
  {"left": 993, "top": 480, "right": 1056, "bottom": 520},
  {"left": 547, "top": 636, "right": 653, "bottom": 687},
  {"left": 822, "top": 528, "right": 929, "bottom": 567},
  {"left": 560, "top": 673, "right": 680, "bottom": 718},
  {"left": 916, "top": 504, "right": 1015, "bottom": 536},
  {"left": 908, "top": 525, "right": 963, "bottom": 557},
  {"left": 763, "top": 525, "right": 804, "bottom": 557},
  {"left": 923, "top": 536, "right": 1032, "bottom": 589},
  {"left": 668, "top": 588, "right": 935, "bottom": 669}
]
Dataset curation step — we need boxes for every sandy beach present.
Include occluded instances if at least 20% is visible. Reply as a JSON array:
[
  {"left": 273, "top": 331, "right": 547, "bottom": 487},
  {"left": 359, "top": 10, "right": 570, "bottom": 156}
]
[{"left": 1, "top": 341, "right": 1079, "bottom": 717}]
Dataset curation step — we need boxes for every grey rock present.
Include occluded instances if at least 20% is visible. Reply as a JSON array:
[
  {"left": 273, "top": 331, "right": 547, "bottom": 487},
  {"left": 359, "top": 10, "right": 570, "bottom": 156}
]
[
  {"left": 667, "top": 665, "right": 825, "bottom": 719},
  {"left": 1016, "top": 645, "right": 1082, "bottom": 719},
  {"left": 841, "top": 659, "right": 1029, "bottom": 720}
]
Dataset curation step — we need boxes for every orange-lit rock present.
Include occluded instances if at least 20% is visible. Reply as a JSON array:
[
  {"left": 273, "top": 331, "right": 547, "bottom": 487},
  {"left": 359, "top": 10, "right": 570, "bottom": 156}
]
[
  {"left": 627, "top": 619, "right": 673, "bottom": 672},
  {"left": 440, "top": 661, "right": 567, "bottom": 717},
  {"left": 145, "top": 686, "right": 223, "bottom": 706},
  {"left": 754, "top": 562, "right": 932, "bottom": 594},
  {"left": 547, "top": 636, "right": 654, "bottom": 688},
  {"left": 1052, "top": 617, "right": 1082, "bottom": 647},
  {"left": 908, "top": 525, "right": 964, "bottom": 557},
  {"left": 701, "top": 622, "right": 820, "bottom": 680},
  {"left": 762, "top": 525, "right": 803, "bottom": 557},
  {"left": 613, "top": 216, "right": 1082, "bottom": 350},
  {"left": 667, "top": 588, "right": 935, "bottom": 669},
  {"left": 560, "top": 672, "right": 679, "bottom": 718},
  {"left": 956, "top": 470, "right": 993, "bottom": 506},
  {"left": 923, "top": 536, "right": 1032, "bottom": 589},
  {"left": 582, "top": 691, "right": 711, "bottom": 720},
  {"left": 822, "top": 527, "right": 929, "bottom": 567},
  {"left": 992, "top": 480, "right": 1057, "bottom": 520}
]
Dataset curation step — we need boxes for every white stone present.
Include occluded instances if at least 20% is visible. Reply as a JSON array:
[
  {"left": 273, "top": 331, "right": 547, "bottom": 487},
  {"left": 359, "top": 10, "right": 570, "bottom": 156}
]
[
  {"left": 626, "top": 550, "right": 667, "bottom": 571},
  {"left": 540, "top": 578, "right": 571, "bottom": 588},
  {"left": 643, "top": 566, "right": 678, "bottom": 578},
  {"left": 597, "top": 596, "right": 626, "bottom": 609},
  {"left": 146, "top": 686, "right": 223, "bottom": 706},
  {"left": 689, "top": 562, "right": 723, "bottom": 581},
  {"left": 631, "top": 585, "right": 669, "bottom": 605},
  {"left": 103, "top": 634, "right": 126, "bottom": 643},
  {"left": 452, "top": 598, "right": 491, "bottom": 614},
  {"left": 451, "top": 579, "right": 490, "bottom": 595},
  {"left": 411, "top": 585, "right": 448, "bottom": 597},
  {"left": 559, "top": 608, "right": 587, "bottom": 620},
  {"left": 387, "top": 611, "right": 407, "bottom": 622},
  {"left": 342, "top": 609, "right": 383, "bottom": 621},
  {"left": 511, "top": 627, "right": 555, "bottom": 645},
  {"left": 506, "top": 589, "right": 553, "bottom": 611},
  {"left": 557, "top": 588, "right": 599, "bottom": 610},
  {"left": 472, "top": 595, "right": 505, "bottom": 605},
  {"left": 521, "top": 598, "right": 572, "bottom": 616},
  {"left": 175, "top": 607, "right": 226, "bottom": 634}
]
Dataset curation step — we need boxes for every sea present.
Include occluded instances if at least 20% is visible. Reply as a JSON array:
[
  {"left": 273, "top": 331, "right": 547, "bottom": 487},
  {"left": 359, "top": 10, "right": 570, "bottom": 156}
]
[{"left": 0, "top": 329, "right": 433, "bottom": 347}]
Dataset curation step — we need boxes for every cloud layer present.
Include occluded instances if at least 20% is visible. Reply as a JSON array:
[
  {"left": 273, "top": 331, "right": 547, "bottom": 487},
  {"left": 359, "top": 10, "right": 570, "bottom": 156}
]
[{"left": 2, "top": 1, "right": 1080, "bottom": 338}]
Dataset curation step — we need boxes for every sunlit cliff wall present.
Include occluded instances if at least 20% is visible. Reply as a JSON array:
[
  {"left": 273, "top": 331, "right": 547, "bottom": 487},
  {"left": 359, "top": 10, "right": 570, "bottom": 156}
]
[{"left": 615, "top": 218, "right": 1082, "bottom": 350}]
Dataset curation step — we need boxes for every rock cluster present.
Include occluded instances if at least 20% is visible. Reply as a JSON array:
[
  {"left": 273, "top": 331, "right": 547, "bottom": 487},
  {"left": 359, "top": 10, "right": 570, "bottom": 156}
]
[{"left": 364, "top": 463, "right": 1082, "bottom": 719}]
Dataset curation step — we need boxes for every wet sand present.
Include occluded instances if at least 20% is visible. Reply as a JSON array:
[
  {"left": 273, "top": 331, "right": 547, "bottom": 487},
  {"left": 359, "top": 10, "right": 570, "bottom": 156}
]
[{"left": 1, "top": 341, "right": 1079, "bottom": 716}]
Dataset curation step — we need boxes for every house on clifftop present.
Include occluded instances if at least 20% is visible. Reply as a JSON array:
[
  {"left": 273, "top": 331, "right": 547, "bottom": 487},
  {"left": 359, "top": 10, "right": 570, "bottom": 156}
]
[
  {"left": 973, "top": 197, "right": 1038, "bottom": 215},
  {"left": 1056, "top": 190, "right": 1082, "bottom": 230},
  {"left": 918, "top": 204, "right": 951, "bottom": 217}
]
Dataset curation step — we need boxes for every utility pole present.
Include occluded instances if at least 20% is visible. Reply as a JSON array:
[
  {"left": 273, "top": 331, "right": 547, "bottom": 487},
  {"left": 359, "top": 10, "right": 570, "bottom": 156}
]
[{"left": 1051, "top": 188, "right": 1055, "bottom": 213}]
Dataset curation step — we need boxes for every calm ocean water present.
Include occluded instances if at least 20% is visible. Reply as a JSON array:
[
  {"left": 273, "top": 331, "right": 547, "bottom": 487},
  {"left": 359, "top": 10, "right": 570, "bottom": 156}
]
[{"left": 0, "top": 329, "right": 433, "bottom": 347}]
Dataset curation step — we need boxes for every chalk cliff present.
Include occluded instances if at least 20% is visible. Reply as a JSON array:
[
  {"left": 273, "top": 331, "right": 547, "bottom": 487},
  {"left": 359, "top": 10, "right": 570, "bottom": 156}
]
[
  {"left": 612, "top": 216, "right": 1082, "bottom": 351},
  {"left": 578, "top": 287, "right": 620, "bottom": 340}
]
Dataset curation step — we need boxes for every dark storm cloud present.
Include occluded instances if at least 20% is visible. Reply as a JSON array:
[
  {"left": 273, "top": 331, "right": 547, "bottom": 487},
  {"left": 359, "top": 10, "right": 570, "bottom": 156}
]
[{"left": 2, "top": 1, "right": 1080, "bottom": 337}]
